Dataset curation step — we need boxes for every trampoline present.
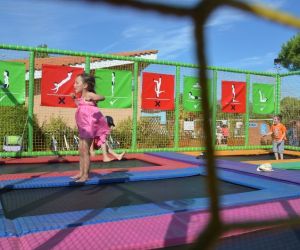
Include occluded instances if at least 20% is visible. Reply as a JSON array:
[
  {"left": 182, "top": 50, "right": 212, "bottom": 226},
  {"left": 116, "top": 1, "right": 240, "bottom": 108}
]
[
  {"left": 0, "top": 158, "right": 155, "bottom": 174},
  {"left": 271, "top": 161, "right": 300, "bottom": 170},
  {"left": 216, "top": 153, "right": 300, "bottom": 162},
  {"left": 193, "top": 150, "right": 300, "bottom": 162},
  {"left": 0, "top": 175, "right": 255, "bottom": 220},
  {"left": 1, "top": 152, "right": 300, "bottom": 250}
]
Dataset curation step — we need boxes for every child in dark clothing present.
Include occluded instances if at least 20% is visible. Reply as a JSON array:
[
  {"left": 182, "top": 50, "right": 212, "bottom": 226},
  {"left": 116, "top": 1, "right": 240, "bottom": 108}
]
[{"left": 90, "top": 116, "right": 125, "bottom": 161}]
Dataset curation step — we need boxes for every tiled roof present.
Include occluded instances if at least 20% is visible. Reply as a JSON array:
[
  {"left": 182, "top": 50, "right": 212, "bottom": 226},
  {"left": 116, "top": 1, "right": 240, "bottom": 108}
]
[{"left": 11, "top": 50, "right": 158, "bottom": 71}]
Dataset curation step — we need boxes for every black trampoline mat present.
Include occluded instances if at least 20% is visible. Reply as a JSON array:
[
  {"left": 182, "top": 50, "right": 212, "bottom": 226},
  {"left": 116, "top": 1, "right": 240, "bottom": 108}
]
[
  {"left": 0, "top": 159, "right": 156, "bottom": 174},
  {"left": 0, "top": 175, "right": 256, "bottom": 219}
]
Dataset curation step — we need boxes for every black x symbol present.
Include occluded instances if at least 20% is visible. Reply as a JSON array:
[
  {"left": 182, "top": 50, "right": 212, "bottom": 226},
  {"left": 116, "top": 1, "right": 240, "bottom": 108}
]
[
  {"left": 231, "top": 105, "right": 235, "bottom": 110},
  {"left": 155, "top": 100, "right": 161, "bottom": 107},
  {"left": 58, "top": 97, "right": 65, "bottom": 104}
]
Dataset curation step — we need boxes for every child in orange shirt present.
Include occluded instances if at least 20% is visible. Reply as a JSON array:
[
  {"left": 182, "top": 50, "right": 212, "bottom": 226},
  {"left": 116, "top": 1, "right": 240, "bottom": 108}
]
[
  {"left": 263, "top": 115, "right": 286, "bottom": 160},
  {"left": 221, "top": 124, "right": 229, "bottom": 144}
]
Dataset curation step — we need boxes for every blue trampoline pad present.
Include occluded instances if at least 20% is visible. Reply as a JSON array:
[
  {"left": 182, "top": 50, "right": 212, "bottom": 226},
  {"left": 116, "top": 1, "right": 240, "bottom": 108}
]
[
  {"left": 0, "top": 164, "right": 300, "bottom": 237},
  {"left": 0, "top": 159, "right": 155, "bottom": 174}
]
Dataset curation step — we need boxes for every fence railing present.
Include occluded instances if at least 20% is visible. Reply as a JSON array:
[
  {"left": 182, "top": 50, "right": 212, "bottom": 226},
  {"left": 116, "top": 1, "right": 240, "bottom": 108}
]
[{"left": 0, "top": 43, "right": 300, "bottom": 157}]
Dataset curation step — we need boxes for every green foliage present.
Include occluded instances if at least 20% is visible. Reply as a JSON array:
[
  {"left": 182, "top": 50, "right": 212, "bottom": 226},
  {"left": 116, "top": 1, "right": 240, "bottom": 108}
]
[
  {"left": 40, "top": 116, "right": 77, "bottom": 151},
  {"left": 280, "top": 97, "right": 300, "bottom": 123},
  {"left": 137, "top": 118, "right": 169, "bottom": 148},
  {"left": 0, "top": 106, "right": 43, "bottom": 151},
  {"left": 111, "top": 117, "right": 132, "bottom": 148},
  {"left": 41, "top": 116, "right": 71, "bottom": 133},
  {"left": 113, "top": 117, "right": 170, "bottom": 148},
  {"left": 0, "top": 106, "right": 27, "bottom": 149},
  {"left": 278, "top": 33, "right": 300, "bottom": 71},
  {"left": 36, "top": 44, "right": 49, "bottom": 58}
]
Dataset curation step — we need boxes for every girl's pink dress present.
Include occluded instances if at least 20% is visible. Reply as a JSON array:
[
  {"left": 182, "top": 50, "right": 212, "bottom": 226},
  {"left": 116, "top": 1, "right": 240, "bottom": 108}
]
[{"left": 75, "top": 98, "right": 110, "bottom": 147}]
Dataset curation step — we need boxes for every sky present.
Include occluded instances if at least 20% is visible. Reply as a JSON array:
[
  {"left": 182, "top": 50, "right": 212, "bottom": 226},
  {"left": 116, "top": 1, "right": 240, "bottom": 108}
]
[{"left": 0, "top": 0, "right": 299, "bottom": 73}]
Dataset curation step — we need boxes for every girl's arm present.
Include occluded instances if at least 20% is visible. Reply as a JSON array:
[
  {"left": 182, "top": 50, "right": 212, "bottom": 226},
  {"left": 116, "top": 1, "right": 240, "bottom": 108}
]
[
  {"left": 70, "top": 93, "right": 79, "bottom": 105},
  {"left": 85, "top": 92, "right": 105, "bottom": 102},
  {"left": 70, "top": 93, "right": 76, "bottom": 99}
]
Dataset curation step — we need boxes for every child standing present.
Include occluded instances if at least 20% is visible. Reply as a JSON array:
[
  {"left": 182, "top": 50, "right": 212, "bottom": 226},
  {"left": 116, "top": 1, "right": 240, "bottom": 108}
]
[
  {"left": 104, "top": 116, "right": 125, "bottom": 160},
  {"left": 90, "top": 115, "right": 125, "bottom": 160},
  {"left": 263, "top": 115, "right": 286, "bottom": 160},
  {"left": 216, "top": 126, "right": 223, "bottom": 145},
  {"left": 72, "top": 73, "right": 111, "bottom": 182},
  {"left": 221, "top": 124, "right": 229, "bottom": 144}
]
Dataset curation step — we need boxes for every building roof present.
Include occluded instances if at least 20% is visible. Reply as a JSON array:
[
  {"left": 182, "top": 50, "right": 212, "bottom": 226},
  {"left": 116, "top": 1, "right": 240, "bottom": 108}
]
[{"left": 11, "top": 49, "right": 159, "bottom": 71}]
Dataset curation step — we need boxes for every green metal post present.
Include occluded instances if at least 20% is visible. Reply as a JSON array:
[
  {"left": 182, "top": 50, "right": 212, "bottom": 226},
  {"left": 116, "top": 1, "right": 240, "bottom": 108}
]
[
  {"left": 131, "top": 62, "right": 139, "bottom": 150},
  {"left": 28, "top": 51, "right": 35, "bottom": 152},
  {"left": 174, "top": 66, "right": 181, "bottom": 149},
  {"left": 85, "top": 57, "right": 90, "bottom": 73},
  {"left": 275, "top": 74, "right": 281, "bottom": 114},
  {"left": 211, "top": 70, "right": 218, "bottom": 145},
  {"left": 245, "top": 74, "right": 250, "bottom": 145}
]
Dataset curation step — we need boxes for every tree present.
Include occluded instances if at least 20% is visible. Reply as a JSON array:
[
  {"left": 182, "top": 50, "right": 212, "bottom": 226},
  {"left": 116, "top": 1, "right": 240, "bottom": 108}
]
[
  {"left": 280, "top": 96, "right": 300, "bottom": 122},
  {"left": 36, "top": 44, "right": 49, "bottom": 58},
  {"left": 278, "top": 33, "right": 300, "bottom": 71}
]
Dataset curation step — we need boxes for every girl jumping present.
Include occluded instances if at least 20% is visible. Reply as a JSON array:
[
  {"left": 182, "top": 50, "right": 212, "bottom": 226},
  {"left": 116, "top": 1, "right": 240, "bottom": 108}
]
[{"left": 72, "top": 73, "right": 111, "bottom": 182}]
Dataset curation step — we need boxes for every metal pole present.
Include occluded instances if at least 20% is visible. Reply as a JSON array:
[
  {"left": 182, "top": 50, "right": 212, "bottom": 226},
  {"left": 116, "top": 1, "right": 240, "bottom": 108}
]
[{"left": 27, "top": 51, "right": 35, "bottom": 152}]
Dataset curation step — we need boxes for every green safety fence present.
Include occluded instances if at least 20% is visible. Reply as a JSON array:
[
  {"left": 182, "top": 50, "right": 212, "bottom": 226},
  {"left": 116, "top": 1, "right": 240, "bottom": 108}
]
[{"left": 0, "top": 43, "right": 300, "bottom": 157}]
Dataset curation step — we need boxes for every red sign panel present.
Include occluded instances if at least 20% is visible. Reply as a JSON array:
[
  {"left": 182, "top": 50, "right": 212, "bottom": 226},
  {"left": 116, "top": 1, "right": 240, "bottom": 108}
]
[
  {"left": 41, "top": 65, "right": 84, "bottom": 107},
  {"left": 141, "top": 72, "right": 174, "bottom": 110},
  {"left": 221, "top": 81, "right": 246, "bottom": 113}
]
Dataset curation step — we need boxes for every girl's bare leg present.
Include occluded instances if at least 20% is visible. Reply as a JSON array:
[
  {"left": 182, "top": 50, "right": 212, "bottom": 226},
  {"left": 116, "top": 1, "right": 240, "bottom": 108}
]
[
  {"left": 71, "top": 140, "right": 84, "bottom": 179},
  {"left": 76, "top": 139, "right": 92, "bottom": 182},
  {"left": 108, "top": 146, "right": 125, "bottom": 160},
  {"left": 101, "top": 143, "right": 113, "bottom": 162},
  {"left": 90, "top": 140, "right": 96, "bottom": 157}
]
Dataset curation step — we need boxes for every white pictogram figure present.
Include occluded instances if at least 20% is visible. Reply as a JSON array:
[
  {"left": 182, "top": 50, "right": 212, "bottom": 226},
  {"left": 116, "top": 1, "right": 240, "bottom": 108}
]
[
  {"left": 259, "top": 90, "right": 267, "bottom": 102},
  {"left": 51, "top": 72, "right": 73, "bottom": 93},
  {"left": 154, "top": 77, "right": 165, "bottom": 97},
  {"left": 192, "top": 82, "right": 201, "bottom": 88},
  {"left": 232, "top": 84, "right": 237, "bottom": 102},
  {"left": 111, "top": 72, "right": 115, "bottom": 97},
  {"left": 0, "top": 70, "right": 10, "bottom": 89},
  {"left": 188, "top": 91, "right": 201, "bottom": 100}
]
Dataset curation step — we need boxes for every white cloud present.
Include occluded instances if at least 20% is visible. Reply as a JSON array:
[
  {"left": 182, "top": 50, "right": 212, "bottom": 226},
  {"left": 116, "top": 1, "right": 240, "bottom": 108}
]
[
  {"left": 104, "top": 23, "right": 195, "bottom": 60},
  {"left": 205, "top": 9, "right": 245, "bottom": 29},
  {"left": 101, "top": 41, "right": 123, "bottom": 53},
  {"left": 205, "top": 0, "right": 288, "bottom": 31},
  {"left": 138, "top": 25, "right": 194, "bottom": 59},
  {"left": 246, "top": 0, "right": 287, "bottom": 9},
  {"left": 122, "top": 27, "right": 155, "bottom": 39},
  {"left": 225, "top": 52, "right": 277, "bottom": 69}
]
